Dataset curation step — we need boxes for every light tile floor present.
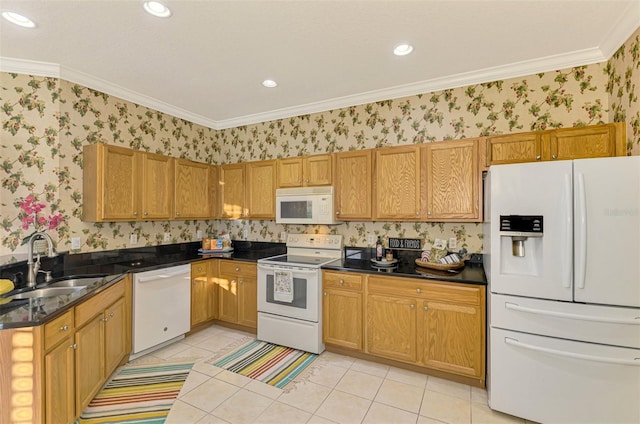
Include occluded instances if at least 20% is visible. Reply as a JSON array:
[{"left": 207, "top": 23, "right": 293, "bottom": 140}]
[{"left": 137, "top": 324, "right": 530, "bottom": 424}]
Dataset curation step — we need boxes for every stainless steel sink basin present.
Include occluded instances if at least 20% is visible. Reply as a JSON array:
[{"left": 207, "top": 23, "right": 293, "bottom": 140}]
[
  {"left": 8, "top": 286, "right": 86, "bottom": 300},
  {"left": 47, "top": 276, "right": 105, "bottom": 287}
]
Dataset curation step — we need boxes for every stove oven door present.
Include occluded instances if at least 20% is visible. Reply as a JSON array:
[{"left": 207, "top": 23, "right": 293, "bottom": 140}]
[{"left": 257, "top": 263, "right": 320, "bottom": 322}]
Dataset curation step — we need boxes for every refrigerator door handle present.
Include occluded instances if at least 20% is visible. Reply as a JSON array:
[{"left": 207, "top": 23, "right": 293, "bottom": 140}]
[
  {"left": 504, "top": 302, "right": 640, "bottom": 325},
  {"left": 562, "top": 173, "right": 572, "bottom": 288},
  {"left": 575, "top": 172, "right": 587, "bottom": 290},
  {"left": 504, "top": 337, "right": 640, "bottom": 366}
]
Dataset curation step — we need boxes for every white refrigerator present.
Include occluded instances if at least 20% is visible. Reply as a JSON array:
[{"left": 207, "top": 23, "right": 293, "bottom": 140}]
[{"left": 484, "top": 156, "right": 640, "bottom": 424}]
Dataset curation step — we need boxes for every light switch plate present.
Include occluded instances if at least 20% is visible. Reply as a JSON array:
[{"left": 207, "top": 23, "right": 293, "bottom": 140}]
[
  {"left": 449, "top": 237, "right": 457, "bottom": 250},
  {"left": 367, "top": 234, "right": 375, "bottom": 245},
  {"left": 196, "top": 230, "right": 203, "bottom": 239},
  {"left": 130, "top": 234, "right": 138, "bottom": 245},
  {"left": 243, "top": 229, "right": 249, "bottom": 239},
  {"left": 163, "top": 233, "right": 171, "bottom": 242},
  {"left": 71, "top": 237, "right": 81, "bottom": 250},
  {"left": 280, "top": 232, "right": 287, "bottom": 242}
]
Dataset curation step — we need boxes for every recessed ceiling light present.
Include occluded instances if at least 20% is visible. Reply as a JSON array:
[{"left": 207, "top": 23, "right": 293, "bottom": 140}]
[
  {"left": 262, "top": 79, "right": 278, "bottom": 88},
  {"left": 1, "top": 11, "right": 36, "bottom": 28},
  {"left": 143, "top": 1, "right": 171, "bottom": 18},
  {"left": 393, "top": 44, "right": 414, "bottom": 56}
]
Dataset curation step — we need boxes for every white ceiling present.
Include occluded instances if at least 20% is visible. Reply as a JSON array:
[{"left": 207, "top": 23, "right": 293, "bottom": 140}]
[{"left": 1, "top": 1, "right": 639, "bottom": 130}]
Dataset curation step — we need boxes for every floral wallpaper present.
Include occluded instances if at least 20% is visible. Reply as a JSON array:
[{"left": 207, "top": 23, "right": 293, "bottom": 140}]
[{"left": 1, "top": 27, "right": 639, "bottom": 258}]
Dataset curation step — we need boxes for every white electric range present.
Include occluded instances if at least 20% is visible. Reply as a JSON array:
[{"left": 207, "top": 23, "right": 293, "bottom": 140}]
[{"left": 257, "top": 233, "right": 343, "bottom": 354}]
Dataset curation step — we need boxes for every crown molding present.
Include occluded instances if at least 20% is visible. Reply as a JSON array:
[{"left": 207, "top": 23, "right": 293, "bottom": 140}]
[{"left": 1, "top": 11, "right": 636, "bottom": 132}]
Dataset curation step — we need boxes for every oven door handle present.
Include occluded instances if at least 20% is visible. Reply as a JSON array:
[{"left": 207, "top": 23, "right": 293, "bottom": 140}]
[{"left": 258, "top": 264, "right": 320, "bottom": 274}]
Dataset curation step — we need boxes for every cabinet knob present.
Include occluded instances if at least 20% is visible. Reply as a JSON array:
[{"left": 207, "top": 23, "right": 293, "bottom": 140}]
[
  {"left": 410, "top": 304, "right": 415, "bottom": 309},
  {"left": 416, "top": 288, "right": 421, "bottom": 293},
  {"left": 536, "top": 155, "right": 541, "bottom": 160},
  {"left": 133, "top": 211, "right": 138, "bottom": 216},
  {"left": 416, "top": 212, "right": 419, "bottom": 216},
  {"left": 102, "top": 317, "right": 109, "bottom": 322},
  {"left": 336, "top": 211, "right": 340, "bottom": 215},
  {"left": 144, "top": 211, "right": 148, "bottom": 216},
  {"left": 424, "top": 306, "right": 429, "bottom": 311},
  {"left": 60, "top": 325, "right": 69, "bottom": 331},
  {"left": 552, "top": 154, "right": 558, "bottom": 159},
  {"left": 71, "top": 343, "right": 77, "bottom": 350},
  {"left": 305, "top": 179, "right": 309, "bottom": 183},
  {"left": 176, "top": 212, "right": 180, "bottom": 216},
  {"left": 324, "top": 292, "right": 327, "bottom": 296},
  {"left": 427, "top": 211, "right": 431, "bottom": 216},
  {"left": 109, "top": 312, "right": 114, "bottom": 318},
  {"left": 339, "top": 279, "right": 344, "bottom": 285},
  {"left": 235, "top": 267, "right": 240, "bottom": 272}
]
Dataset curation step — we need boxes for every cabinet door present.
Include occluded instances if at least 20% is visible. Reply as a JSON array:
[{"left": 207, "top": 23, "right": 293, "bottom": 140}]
[
  {"left": 44, "top": 338, "right": 75, "bottom": 424},
  {"left": 548, "top": 123, "right": 621, "bottom": 161},
  {"left": 486, "top": 132, "right": 544, "bottom": 165},
  {"left": 174, "top": 159, "right": 211, "bottom": 219},
  {"left": 237, "top": 276, "right": 257, "bottom": 328},
  {"left": 323, "top": 288, "right": 362, "bottom": 350},
  {"left": 334, "top": 149, "right": 373, "bottom": 220},
  {"left": 366, "top": 294, "right": 417, "bottom": 363},
  {"left": 304, "top": 154, "right": 332, "bottom": 186},
  {"left": 419, "top": 300, "right": 484, "bottom": 379},
  {"left": 424, "top": 140, "right": 480, "bottom": 221},
  {"left": 102, "top": 144, "right": 140, "bottom": 220},
  {"left": 104, "top": 297, "right": 127, "bottom": 376},
  {"left": 374, "top": 145, "right": 421, "bottom": 220},
  {"left": 217, "top": 273, "right": 238, "bottom": 323},
  {"left": 141, "top": 152, "right": 174, "bottom": 219},
  {"left": 191, "top": 261, "right": 216, "bottom": 327},
  {"left": 220, "top": 163, "right": 245, "bottom": 219},
  {"left": 246, "top": 160, "right": 277, "bottom": 219},
  {"left": 75, "top": 314, "right": 104, "bottom": 413},
  {"left": 278, "top": 157, "right": 304, "bottom": 187}
]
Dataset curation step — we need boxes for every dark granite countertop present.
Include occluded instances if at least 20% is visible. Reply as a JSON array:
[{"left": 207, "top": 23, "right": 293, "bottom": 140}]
[
  {"left": 322, "top": 248, "right": 487, "bottom": 286},
  {"left": 0, "top": 240, "right": 285, "bottom": 329}
]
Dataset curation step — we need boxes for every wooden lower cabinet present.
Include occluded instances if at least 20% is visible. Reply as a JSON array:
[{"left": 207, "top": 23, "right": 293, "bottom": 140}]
[
  {"left": 44, "top": 336, "right": 75, "bottom": 424},
  {"left": 217, "top": 260, "right": 258, "bottom": 329},
  {"left": 322, "top": 271, "right": 363, "bottom": 350},
  {"left": 322, "top": 273, "right": 486, "bottom": 385},
  {"left": 365, "top": 275, "right": 485, "bottom": 382},
  {"left": 191, "top": 260, "right": 218, "bottom": 328},
  {"left": 75, "top": 314, "right": 105, "bottom": 413}
]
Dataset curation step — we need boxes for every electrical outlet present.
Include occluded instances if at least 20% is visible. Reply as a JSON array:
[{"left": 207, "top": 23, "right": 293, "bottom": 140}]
[
  {"left": 163, "top": 232, "right": 171, "bottom": 242},
  {"left": 196, "top": 230, "right": 203, "bottom": 239},
  {"left": 243, "top": 229, "right": 248, "bottom": 239},
  {"left": 130, "top": 234, "right": 138, "bottom": 245},
  {"left": 71, "top": 237, "right": 81, "bottom": 250},
  {"left": 280, "top": 232, "right": 287, "bottom": 242},
  {"left": 449, "top": 237, "right": 457, "bottom": 250},
  {"left": 367, "top": 234, "right": 375, "bottom": 245}
]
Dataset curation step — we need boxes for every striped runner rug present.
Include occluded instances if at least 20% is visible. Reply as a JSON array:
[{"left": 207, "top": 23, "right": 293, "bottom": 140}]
[
  {"left": 211, "top": 339, "right": 318, "bottom": 389},
  {"left": 78, "top": 361, "right": 194, "bottom": 423}
]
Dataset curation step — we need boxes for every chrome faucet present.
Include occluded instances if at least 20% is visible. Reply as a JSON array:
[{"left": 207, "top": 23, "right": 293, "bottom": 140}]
[{"left": 27, "top": 231, "right": 57, "bottom": 287}]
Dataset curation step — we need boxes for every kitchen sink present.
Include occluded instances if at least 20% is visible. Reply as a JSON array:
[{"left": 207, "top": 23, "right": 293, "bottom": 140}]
[
  {"left": 8, "top": 286, "right": 86, "bottom": 300},
  {"left": 47, "top": 276, "right": 106, "bottom": 287}
]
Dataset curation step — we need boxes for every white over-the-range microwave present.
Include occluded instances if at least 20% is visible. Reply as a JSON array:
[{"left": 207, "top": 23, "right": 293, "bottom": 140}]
[{"left": 275, "top": 186, "right": 338, "bottom": 225}]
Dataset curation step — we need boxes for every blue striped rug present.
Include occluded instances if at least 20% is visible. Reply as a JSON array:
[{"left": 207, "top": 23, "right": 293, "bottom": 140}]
[{"left": 210, "top": 340, "right": 318, "bottom": 388}]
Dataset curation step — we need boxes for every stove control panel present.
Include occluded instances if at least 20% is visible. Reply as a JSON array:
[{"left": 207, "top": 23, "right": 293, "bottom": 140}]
[{"left": 286, "top": 233, "right": 343, "bottom": 250}]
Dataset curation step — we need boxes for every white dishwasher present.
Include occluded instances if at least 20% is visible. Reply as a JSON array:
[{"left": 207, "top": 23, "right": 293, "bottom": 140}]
[{"left": 131, "top": 264, "right": 191, "bottom": 359}]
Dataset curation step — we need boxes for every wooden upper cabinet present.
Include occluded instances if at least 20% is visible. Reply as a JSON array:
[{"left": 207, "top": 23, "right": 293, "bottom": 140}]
[
  {"left": 546, "top": 122, "right": 625, "bottom": 160},
  {"left": 277, "top": 154, "right": 332, "bottom": 188},
  {"left": 424, "top": 139, "right": 480, "bottom": 222},
  {"left": 486, "top": 132, "right": 543, "bottom": 165},
  {"left": 334, "top": 149, "right": 373, "bottom": 220},
  {"left": 140, "top": 152, "right": 174, "bottom": 220},
  {"left": 246, "top": 160, "right": 277, "bottom": 219},
  {"left": 219, "top": 163, "right": 245, "bottom": 219},
  {"left": 174, "top": 159, "right": 213, "bottom": 219},
  {"left": 486, "top": 122, "right": 626, "bottom": 166},
  {"left": 83, "top": 143, "right": 139, "bottom": 222},
  {"left": 374, "top": 145, "right": 421, "bottom": 220}
]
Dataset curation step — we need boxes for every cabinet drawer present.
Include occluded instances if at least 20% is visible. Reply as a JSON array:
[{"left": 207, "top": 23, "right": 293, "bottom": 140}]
[
  {"left": 323, "top": 271, "right": 363, "bottom": 291},
  {"left": 191, "top": 261, "right": 209, "bottom": 278},
  {"left": 219, "top": 261, "right": 256, "bottom": 277},
  {"left": 368, "top": 276, "right": 482, "bottom": 305},
  {"left": 44, "top": 309, "right": 74, "bottom": 351},
  {"left": 76, "top": 279, "right": 126, "bottom": 327}
]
